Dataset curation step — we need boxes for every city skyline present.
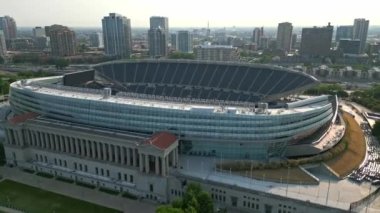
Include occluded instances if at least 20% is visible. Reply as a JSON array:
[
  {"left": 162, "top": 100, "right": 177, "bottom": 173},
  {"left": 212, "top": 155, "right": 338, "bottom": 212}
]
[{"left": 0, "top": 0, "right": 379, "bottom": 28}]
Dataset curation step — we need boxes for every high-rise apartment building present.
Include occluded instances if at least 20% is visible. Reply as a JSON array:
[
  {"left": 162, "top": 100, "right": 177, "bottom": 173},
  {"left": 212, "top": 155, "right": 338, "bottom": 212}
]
[
  {"left": 291, "top": 34, "right": 298, "bottom": 49},
  {"left": 102, "top": 13, "right": 132, "bottom": 58},
  {"left": 148, "top": 28, "right": 167, "bottom": 57},
  {"left": 89, "top": 32, "right": 103, "bottom": 48},
  {"left": 335, "top": 26, "right": 353, "bottom": 42},
  {"left": 252, "top": 27, "right": 263, "bottom": 47},
  {"left": 45, "top": 25, "right": 76, "bottom": 57},
  {"left": 194, "top": 45, "right": 239, "bottom": 61},
  {"left": 177, "top": 31, "right": 192, "bottom": 53},
  {"left": 0, "top": 16, "right": 17, "bottom": 48},
  {"left": 300, "top": 23, "right": 333, "bottom": 57},
  {"left": 276, "top": 22, "right": 293, "bottom": 52},
  {"left": 353, "top": 18, "right": 369, "bottom": 54},
  {"left": 0, "top": 30, "right": 6, "bottom": 57},
  {"left": 150, "top": 16, "right": 169, "bottom": 42},
  {"left": 33, "top": 27, "right": 45, "bottom": 38},
  {"left": 170, "top": 33, "right": 177, "bottom": 50},
  {"left": 149, "top": 16, "right": 169, "bottom": 58}
]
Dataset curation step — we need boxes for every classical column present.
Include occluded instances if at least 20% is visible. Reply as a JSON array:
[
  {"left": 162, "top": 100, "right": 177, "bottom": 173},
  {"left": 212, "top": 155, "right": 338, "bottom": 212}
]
[
  {"left": 161, "top": 156, "right": 166, "bottom": 176},
  {"left": 120, "top": 146, "right": 125, "bottom": 165},
  {"left": 91, "top": 141, "right": 96, "bottom": 159},
  {"left": 103, "top": 143, "right": 108, "bottom": 161},
  {"left": 75, "top": 138, "right": 80, "bottom": 155},
  {"left": 97, "top": 142, "right": 102, "bottom": 160},
  {"left": 145, "top": 154, "right": 150, "bottom": 174},
  {"left": 114, "top": 145, "right": 119, "bottom": 164},
  {"left": 139, "top": 153, "right": 144, "bottom": 172},
  {"left": 132, "top": 149, "right": 137, "bottom": 167},
  {"left": 126, "top": 148, "right": 131, "bottom": 166},
  {"left": 64, "top": 137, "right": 69, "bottom": 153},
  {"left": 108, "top": 144, "right": 113, "bottom": 162},
  {"left": 17, "top": 130, "right": 24, "bottom": 147},
  {"left": 86, "top": 140, "right": 91, "bottom": 158},
  {"left": 155, "top": 156, "right": 160, "bottom": 175}
]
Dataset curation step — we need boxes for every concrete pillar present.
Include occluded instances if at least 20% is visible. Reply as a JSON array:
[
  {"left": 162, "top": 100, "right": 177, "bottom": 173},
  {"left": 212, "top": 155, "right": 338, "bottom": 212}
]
[
  {"left": 55, "top": 135, "right": 60, "bottom": 151},
  {"left": 91, "top": 141, "right": 96, "bottom": 159},
  {"left": 139, "top": 153, "right": 144, "bottom": 172},
  {"left": 161, "top": 156, "right": 166, "bottom": 176},
  {"left": 133, "top": 149, "right": 137, "bottom": 167},
  {"left": 155, "top": 156, "right": 160, "bottom": 175},
  {"left": 75, "top": 138, "right": 80, "bottom": 155},
  {"left": 103, "top": 143, "right": 108, "bottom": 161},
  {"left": 126, "top": 148, "right": 131, "bottom": 166},
  {"left": 17, "top": 130, "right": 24, "bottom": 147},
  {"left": 145, "top": 154, "right": 150, "bottom": 174},
  {"left": 97, "top": 142, "right": 102, "bottom": 160},
  {"left": 44, "top": 133, "right": 50, "bottom": 149},
  {"left": 120, "top": 146, "right": 125, "bottom": 165},
  {"left": 114, "top": 145, "right": 119, "bottom": 164},
  {"left": 108, "top": 144, "right": 113, "bottom": 162},
  {"left": 171, "top": 151, "right": 175, "bottom": 167},
  {"left": 86, "top": 140, "right": 91, "bottom": 158},
  {"left": 64, "top": 137, "right": 69, "bottom": 153}
]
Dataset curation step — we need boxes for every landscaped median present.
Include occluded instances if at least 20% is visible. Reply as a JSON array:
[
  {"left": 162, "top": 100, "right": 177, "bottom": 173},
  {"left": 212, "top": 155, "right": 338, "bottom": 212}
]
[{"left": 325, "top": 111, "right": 367, "bottom": 178}]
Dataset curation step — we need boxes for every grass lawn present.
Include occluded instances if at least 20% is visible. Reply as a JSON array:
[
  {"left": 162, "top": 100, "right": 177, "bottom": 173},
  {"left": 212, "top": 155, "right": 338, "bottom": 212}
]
[
  {"left": 326, "top": 112, "right": 366, "bottom": 178},
  {"left": 0, "top": 179, "right": 120, "bottom": 213},
  {"left": 237, "top": 167, "right": 318, "bottom": 184}
]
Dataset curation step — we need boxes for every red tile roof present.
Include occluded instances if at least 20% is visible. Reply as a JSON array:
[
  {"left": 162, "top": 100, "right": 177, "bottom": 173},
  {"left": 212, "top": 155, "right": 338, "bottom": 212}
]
[
  {"left": 9, "top": 112, "right": 39, "bottom": 125},
  {"left": 145, "top": 132, "right": 177, "bottom": 150}
]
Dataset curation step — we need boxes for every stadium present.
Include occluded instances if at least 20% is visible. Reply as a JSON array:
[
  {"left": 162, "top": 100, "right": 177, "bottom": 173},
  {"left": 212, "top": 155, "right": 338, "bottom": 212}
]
[{"left": 8, "top": 59, "right": 338, "bottom": 160}]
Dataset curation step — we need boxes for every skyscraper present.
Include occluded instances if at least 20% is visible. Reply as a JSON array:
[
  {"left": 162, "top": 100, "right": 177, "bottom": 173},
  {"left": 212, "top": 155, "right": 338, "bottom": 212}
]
[
  {"left": 252, "top": 27, "right": 263, "bottom": 47},
  {"left": 170, "top": 33, "right": 177, "bottom": 50},
  {"left": 0, "top": 16, "right": 17, "bottom": 48},
  {"left": 276, "top": 22, "right": 293, "bottom": 52},
  {"left": 33, "top": 27, "right": 45, "bottom": 38},
  {"left": 353, "top": 18, "right": 369, "bottom": 54},
  {"left": 46, "top": 25, "right": 76, "bottom": 57},
  {"left": 0, "top": 30, "right": 6, "bottom": 57},
  {"left": 150, "top": 16, "right": 169, "bottom": 42},
  {"left": 335, "top": 26, "right": 353, "bottom": 42},
  {"left": 291, "top": 34, "right": 297, "bottom": 49},
  {"left": 300, "top": 23, "right": 333, "bottom": 57},
  {"left": 102, "top": 13, "right": 132, "bottom": 58},
  {"left": 149, "top": 16, "right": 169, "bottom": 58},
  {"left": 148, "top": 28, "right": 167, "bottom": 57},
  {"left": 177, "top": 31, "right": 192, "bottom": 53}
]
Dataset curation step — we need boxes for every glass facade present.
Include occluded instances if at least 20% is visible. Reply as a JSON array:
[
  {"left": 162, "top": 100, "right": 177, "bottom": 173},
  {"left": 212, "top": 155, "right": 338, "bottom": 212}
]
[{"left": 9, "top": 79, "right": 335, "bottom": 160}]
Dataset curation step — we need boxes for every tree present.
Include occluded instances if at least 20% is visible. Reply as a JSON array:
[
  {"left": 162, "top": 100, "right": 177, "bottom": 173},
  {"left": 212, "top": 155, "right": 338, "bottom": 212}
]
[
  {"left": 55, "top": 58, "right": 69, "bottom": 70},
  {"left": 373, "top": 121, "right": 380, "bottom": 140},
  {"left": 156, "top": 183, "right": 214, "bottom": 213}
]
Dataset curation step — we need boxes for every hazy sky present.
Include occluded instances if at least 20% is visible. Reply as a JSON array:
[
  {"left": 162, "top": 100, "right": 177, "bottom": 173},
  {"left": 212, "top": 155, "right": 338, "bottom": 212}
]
[{"left": 0, "top": 0, "right": 379, "bottom": 28}]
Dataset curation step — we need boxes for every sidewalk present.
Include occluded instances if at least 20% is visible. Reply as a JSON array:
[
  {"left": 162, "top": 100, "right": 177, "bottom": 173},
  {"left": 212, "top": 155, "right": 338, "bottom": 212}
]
[{"left": 0, "top": 167, "right": 156, "bottom": 213}]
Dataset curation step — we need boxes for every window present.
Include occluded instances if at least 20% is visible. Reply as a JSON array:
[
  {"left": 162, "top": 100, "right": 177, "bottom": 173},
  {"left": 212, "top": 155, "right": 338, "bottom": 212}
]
[
  {"left": 101, "top": 169, "right": 104, "bottom": 176},
  {"left": 54, "top": 158, "right": 57, "bottom": 165},
  {"left": 64, "top": 161, "right": 67, "bottom": 167},
  {"left": 44, "top": 156, "right": 47, "bottom": 163},
  {"left": 79, "top": 164, "right": 82, "bottom": 171},
  {"left": 84, "top": 165, "right": 88, "bottom": 172},
  {"left": 130, "top": 175, "right": 133, "bottom": 183},
  {"left": 150, "top": 184, "right": 154, "bottom": 192},
  {"left": 59, "top": 159, "right": 62, "bottom": 166},
  {"left": 95, "top": 167, "right": 98, "bottom": 175},
  {"left": 118, "top": 172, "right": 121, "bottom": 180},
  {"left": 124, "top": 174, "right": 128, "bottom": 181},
  {"left": 74, "top": 162, "right": 77, "bottom": 170},
  {"left": 35, "top": 154, "right": 38, "bottom": 161},
  {"left": 106, "top": 170, "right": 110, "bottom": 177}
]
